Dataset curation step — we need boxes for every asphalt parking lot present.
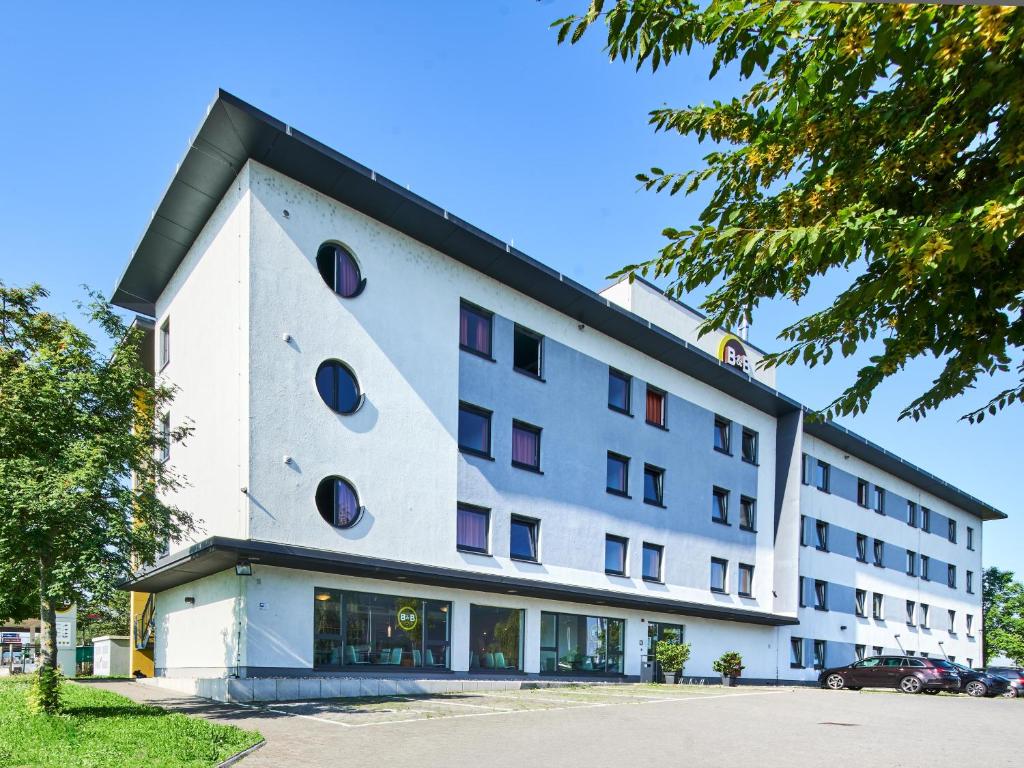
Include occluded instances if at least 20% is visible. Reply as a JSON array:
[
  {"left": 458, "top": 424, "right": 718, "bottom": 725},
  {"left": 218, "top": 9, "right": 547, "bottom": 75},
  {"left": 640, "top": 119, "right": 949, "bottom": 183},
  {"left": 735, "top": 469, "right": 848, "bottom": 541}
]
[{"left": 94, "top": 681, "right": 1021, "bottom": 768}]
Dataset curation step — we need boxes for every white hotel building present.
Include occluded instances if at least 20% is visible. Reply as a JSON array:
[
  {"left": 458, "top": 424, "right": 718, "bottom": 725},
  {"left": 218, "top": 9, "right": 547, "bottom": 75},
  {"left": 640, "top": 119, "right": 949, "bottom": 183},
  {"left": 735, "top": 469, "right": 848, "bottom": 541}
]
[{"left": 116, "top": 92, "right": 1005, "bottom": 699}]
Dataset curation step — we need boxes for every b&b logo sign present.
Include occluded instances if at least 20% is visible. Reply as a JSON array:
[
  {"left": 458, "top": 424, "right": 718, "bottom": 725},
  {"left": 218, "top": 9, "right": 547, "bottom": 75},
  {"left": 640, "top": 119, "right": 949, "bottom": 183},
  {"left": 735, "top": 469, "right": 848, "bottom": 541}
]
[
  {"left": 718, "top": 334, "right": 752, "bottom": 375},
  {"left": 397, "top": 605, "right": 419, "bottom": 632}
]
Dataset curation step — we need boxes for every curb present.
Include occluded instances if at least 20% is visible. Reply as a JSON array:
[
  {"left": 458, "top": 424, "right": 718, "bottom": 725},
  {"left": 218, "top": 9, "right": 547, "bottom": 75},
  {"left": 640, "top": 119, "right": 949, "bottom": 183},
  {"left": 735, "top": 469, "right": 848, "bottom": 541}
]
[{"left": 217, "top": 738, "right": 266, "bottom": 768}]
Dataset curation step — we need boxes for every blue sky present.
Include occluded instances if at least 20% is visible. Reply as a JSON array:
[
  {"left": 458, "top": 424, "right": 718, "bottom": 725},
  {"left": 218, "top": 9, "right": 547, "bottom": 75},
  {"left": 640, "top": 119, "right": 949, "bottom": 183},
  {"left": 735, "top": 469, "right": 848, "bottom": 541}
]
[{"left": 1, "top": 2, "right": 1019, "bottom": 572}]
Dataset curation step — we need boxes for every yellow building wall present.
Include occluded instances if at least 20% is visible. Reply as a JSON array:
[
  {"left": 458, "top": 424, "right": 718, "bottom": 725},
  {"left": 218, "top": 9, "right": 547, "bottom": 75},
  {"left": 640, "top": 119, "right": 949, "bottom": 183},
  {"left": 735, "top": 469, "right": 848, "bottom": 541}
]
[{"left": 129, "top": 591, "right": 154, "bottom": 677}]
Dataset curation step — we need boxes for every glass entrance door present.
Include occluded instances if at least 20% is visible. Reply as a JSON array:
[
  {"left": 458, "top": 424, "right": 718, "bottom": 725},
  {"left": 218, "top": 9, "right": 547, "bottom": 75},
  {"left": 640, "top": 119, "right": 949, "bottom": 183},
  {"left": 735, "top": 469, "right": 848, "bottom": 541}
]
[{"left": 646, "top": 622, "right": 685, "bottom": 682}]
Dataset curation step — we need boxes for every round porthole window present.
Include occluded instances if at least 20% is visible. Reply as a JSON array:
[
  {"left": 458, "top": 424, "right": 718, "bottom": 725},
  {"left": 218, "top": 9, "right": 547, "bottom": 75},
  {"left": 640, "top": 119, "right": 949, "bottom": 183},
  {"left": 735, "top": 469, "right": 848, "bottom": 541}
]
[
  {"left": 316, "top": 242, "right": 365, "bottom": 298},
  {"left": 316, "top": 360, "right": 363, "bottom": 414},
  {"left": 316, "top": 476, "right": 363, "bottom": 529}
]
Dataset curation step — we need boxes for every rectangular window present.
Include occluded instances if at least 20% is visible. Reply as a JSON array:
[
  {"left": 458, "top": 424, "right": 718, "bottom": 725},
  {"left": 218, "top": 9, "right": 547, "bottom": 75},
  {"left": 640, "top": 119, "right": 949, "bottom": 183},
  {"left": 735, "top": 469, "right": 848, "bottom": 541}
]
[
  {"left": 873, "top": 645, "right": 883, "bottom": 656},
  {"left": 512, "top": 324, "right": 543, "bottom": 378},
  {"left": 459, "top": 302, "right": 492, "bottom": 357},
  {"left": 906, "top": 600, "right": 916, "bottom": 625},
  {"left": 159, "top": 317, "right": 170, "bottom": 370},
  {"left": 922, "top": 507, "right": 931, "bottom": 532},
  {"left": 158, "top": 412, "right": 171, "bottom": 463},
  {"left": 712, "top": 487, "right": 729, "bottom": 524},
  {"left": 855, "top": 644, "right": 866, "bottom": 661},
  {"left": 606, "top": 452, "right": 629, "bottom": 496},
  {"left": 456, "top": 504, "right": 489, "bottom": 554},
  {"left": 511, "top": 420, "right": 541, "bottom": 471},
  {"left": 801, "top": 453, "right": 811, "bottom": 484},
  {"left": 800, "top": 515, "right": 808, "bottom": 546},
  {"left": 966, "top": 526, "right": 974, "bottom": 551},
  {"left": 710, "top": 558, "right": 728, "bottom": 593},
  {"left": 644, "top": 465, "right": 665, "bottom": 506},
  {"left": 713, "top": 416, "right": 731, "bottom": 453},
  {"left": 948, "top": 609, "right": 956, "bottom": 634},
  {"left": 815, "top": 460, "right": 830, "bottom": 492},
  {"left": 790, "top": 637, "right": 804, "bottom": 668},
  {"left": 470, "top": 605, "right": 524, "bottom": 672},
  {"left": 815, "top": 520, "right": 829, "bottom": 552},
  {"left": 645, "top": 385, "right": 666, "bottom": 427},
  {"left": 741, "top": 428, "right": 758, "bottom": 464},
  {"left": 314, "top": 588, "right": 451, "bottom": 670},
  {"left": 855, "top": 589, "right": 866, "bottom": 617},
  {"left": 874, "top": 486, "right": 886, "bottom": 515},
  {"left": 921, "top": 555, "right": 930, "bottom": 581},
  {"left": 947, "top": 564, "right": 957, "bottom": 589},
  {"left": 798, "top": 576, "right": 806, "bottom": 607},
  {"left": 906, "top": 550, "right": 916, "bottom": 576},
  {"left": 814, "top": 580, "right": 828, "bottom": 611},
  {"left": 966, "top": 570, "right": 974, "bottom": 594},
  {"left": 608, "top": 369, "right": 631, "bottom": 414},
  {"left": 642, "top": 543, "right": 663, "bottom": 582},
  {"left": 739, "top": 496, "right": 756, "bottom": 531},
  {"left": 738, "top": 564, "right": 754, "bottom": 597},
  {"left": 856, "top": 534, "right": 867, "bottom": 563},
  {"left": 872, "top": 593, "right": 884, "bottom": 620},
  {"left": 458, "top": 402, "right": 492, "bottom": 457},
  {"left": 857, "top": 479, "right": 869, "bottom": 507},
  {"left": 907, "top": 501, "right": 918, "bottom": 528},
  {"left": 948, "top": 519, "right": 957, "bottom": 544},
  {"left": 813, "top": 640, "right": 826, "bottom": 670},
  {"left": 966, "top": 614, "right": 974, "bottom": 636},
  {"left": 539, "top": 612, "right": 624, "bottom": 675},
  {"left": 873, "top": 539, "right": 885, "bottom": 568},
  {"left": 605, "top": 535, "right": 627, "bottom": 576},
  {"left": 509, "top": 516, "right": 538, "bottom": 562},
  {"left": 920, "top": 604, "right": 929, "bottom": 629}
]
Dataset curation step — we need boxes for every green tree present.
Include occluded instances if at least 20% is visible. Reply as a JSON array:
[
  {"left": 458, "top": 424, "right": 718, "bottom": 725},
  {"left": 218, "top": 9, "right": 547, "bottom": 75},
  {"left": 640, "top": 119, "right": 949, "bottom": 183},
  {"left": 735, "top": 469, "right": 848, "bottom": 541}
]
[
  {"left": 982, "top": 567, "right": 1024, "bottom": 664},
  {"left": 0, "top": 283, "right": 194, "bottom": 712},
  {"left": 80, "top": 589, "right": 131, "bottom": 642},
  {"left": 555, "top": 2, "right": 1024, "bottom": 422}
]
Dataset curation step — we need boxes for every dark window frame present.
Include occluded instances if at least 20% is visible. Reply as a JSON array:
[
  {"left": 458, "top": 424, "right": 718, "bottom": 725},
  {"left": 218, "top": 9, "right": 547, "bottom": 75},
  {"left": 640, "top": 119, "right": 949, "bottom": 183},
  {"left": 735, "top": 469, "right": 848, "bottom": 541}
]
[
  {"left": 158, "top": 412, "right": 171, "bottom": 463},
  {"left": 815, "top": 520, "right": 829, "bottom": 552},
  {"left": 739, "top": 496, "right": 757, "bottom": 532},
  {"left": 512, "top": 324, "right": 544, "bottom": 380},
  {"left": 948, "top": 519, "right": 957, "bottom": 544},
  {"left": 906, "top": 599, "right": 916, "bottom": 625},
  {"left": 815, "top": 460, "right": 831, "bottom": 493},
  {"left": 922, "top": 507, "right": 931, "bottom": 533},
  {"left": 456, "top": 503, "right": 491, "bottom": 555},
  {"left": 873, "top": 539, "right": 885, "bottom": 568},
  {"left": 509, "top": 515, "right": 539, "bottom": 562},
  {"left": 814, "top": 579, "right": 829, "bottom": 611},
  {"left": 644, "top": 384, "right": 667, "bottom": 429},
  {"left": 316, "top": 359, "right": 364, "bottom": 415},
  {"left": 316, "top": 242, "right": 366, "bottom": 299},
  {"left": 604, "top": 534, "right": 629, "bottom": 577},
  {"left": 712, "top": 487, "right": 730, "bottom": 525},
  {"left": 872, "top": 593, "right": 884, "bottom": 620},
  {"left": 790, "top": 637, "right": 805, "bottom": 669},
  {"left": 921, "top": 555, "right": 930, "bottom": 581},
  {"left": 608, "top": 368, "right": 632, "bottom": 415},
  {"left": 874, "top": 486, "right": 886, "bottom": 515},
  {"left": 740, "top": 427, "right": 758, "bottom": 465},
  {"left": 738, "top": 563, "right": 755, "bottom": 597},
  {"left": 947, "top": 564, "right": 957, "bottom": 589},
  {"left": 606, "top": 452, "right": 630, "bottom": 497},
  {"left": 966, "top": 526, "right": 974, "bottom": 551},
  {"left": 643, "top": 464, "right": 666, "bottom": 507},
  {"left": 813, "top": 639, "right": 827, "bottom": 670},
  {"left": 906, "top": 550, "right": 916, "bottom": 576},
  {"left": 159, "top": 317, "right": 170, "bottom": 371},
  {"left": 459, "top": 301, "right": 494, "bottom": 360},
  {"left": 855, "top": 589, "right": 867, "bottom": 617},
  {"left": 966, "top": 570, "right": 974, "bottom": 594},
  {"left": 907, "top": 501, "right": 918, "bottom": 528},
  {"left": 710, "top": 557, "right": 729, "bottom": 593},
  {"left": 641, "top": 542, "right": 664, "bottom": 583},
  {"left": 713, "top": 416, "right": 732, "bottom": 455},
  {"left": 856, "top": 533, "right": 867, "bottom": 563},
  {"left": 458, "top": 401, "right": 493, "bottom": 459},
  {"left": 510, "top": 419, "right": 542, "bottom": 473},
  {"left": 857, "top": 479, "right": 869, "bottom": 508}
]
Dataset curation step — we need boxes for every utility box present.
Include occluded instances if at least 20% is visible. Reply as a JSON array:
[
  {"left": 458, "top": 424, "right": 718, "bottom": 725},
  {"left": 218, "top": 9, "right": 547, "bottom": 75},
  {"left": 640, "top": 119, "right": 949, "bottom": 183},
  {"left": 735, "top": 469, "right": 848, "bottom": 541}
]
[{"left": 92, "top": 636, "right": 131, "bottom": 678}]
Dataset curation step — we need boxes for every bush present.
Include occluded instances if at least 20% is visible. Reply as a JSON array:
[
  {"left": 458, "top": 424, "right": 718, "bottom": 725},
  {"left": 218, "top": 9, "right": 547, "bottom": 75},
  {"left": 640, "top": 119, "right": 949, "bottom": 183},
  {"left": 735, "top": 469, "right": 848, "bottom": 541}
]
[
  {"left": 26, "top": 666, "right": 63, "bottom": 714},
  {"left": 712, "top": 651, "right": 744, "bottom": 678},
  {"left": 654, "top": 640, "right": 692, "bottom": 673}
]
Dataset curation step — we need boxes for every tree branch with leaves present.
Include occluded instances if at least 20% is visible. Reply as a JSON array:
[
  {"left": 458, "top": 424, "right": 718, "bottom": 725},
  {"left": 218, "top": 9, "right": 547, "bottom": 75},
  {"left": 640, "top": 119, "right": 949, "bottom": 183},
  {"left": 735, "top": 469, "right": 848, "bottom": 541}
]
[{"left": 555, "top": 1, "right": 1024, "bottom": 422}]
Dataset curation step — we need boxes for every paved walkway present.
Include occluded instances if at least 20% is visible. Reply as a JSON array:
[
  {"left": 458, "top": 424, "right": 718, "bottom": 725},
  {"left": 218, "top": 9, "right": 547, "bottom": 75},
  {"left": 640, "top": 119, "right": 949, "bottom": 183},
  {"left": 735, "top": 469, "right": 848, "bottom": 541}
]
[{"left": 80, "top": 680, "right": 1021, "bottom": 768}]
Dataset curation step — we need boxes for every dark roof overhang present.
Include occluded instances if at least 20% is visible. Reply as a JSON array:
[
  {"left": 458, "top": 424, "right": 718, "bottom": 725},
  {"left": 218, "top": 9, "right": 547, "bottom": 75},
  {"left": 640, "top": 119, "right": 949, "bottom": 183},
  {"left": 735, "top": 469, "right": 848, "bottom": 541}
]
[
  {"left": 120, "top": 537, "right": 798, "bottom": 627},
  {"left": 111, "top": 90, "right": 1006, "bottom": 523}
]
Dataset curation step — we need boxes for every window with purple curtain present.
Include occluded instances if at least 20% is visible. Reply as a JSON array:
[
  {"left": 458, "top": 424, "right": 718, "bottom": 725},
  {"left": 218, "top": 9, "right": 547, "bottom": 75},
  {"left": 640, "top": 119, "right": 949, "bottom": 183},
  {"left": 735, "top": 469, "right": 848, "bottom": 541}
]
[
  {"left": 459, "top": 303, "right": 492, "bottom": 357},
  {"left": 511, "top": 422, "right": 540, "bottom": 469},
  {"left": 316, "top": 244, "right": 363, "bottom": 298},
  {"left": 457, "top": 505, "right": 489, "bottom": 553},
  {"left": 316, "top": 476, "right": 362, "bottom": 529}
]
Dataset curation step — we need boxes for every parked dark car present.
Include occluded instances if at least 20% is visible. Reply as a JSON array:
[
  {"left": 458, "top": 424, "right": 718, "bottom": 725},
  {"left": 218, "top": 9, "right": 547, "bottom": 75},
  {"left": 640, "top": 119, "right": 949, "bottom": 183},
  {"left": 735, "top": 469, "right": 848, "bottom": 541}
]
[
  {"left": 985, "top": 666, "right": 1024, "bottom": 698},
  {"left": 933, "top": 663, "right": 1009, "bottom": 697},
  {"left": 819, "top": 655, "right": 960, "bottom": 694}
]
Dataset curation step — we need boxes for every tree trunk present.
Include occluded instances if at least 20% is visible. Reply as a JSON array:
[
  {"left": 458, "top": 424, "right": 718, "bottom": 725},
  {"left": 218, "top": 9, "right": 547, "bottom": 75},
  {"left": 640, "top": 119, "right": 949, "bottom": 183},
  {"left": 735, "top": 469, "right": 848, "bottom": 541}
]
[{"left": 38, "top": 557, "right": 57, "bottom": 670}]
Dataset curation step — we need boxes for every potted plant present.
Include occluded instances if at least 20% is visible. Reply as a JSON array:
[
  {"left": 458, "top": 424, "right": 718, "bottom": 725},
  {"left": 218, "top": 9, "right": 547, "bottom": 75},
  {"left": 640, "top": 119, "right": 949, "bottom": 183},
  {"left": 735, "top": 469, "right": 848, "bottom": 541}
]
[
  {"left": 654, "top": 640, "right": 692, "bottom": 684},
  {"left": 712, "top": 651, "right": 744, "bottom": 686}
]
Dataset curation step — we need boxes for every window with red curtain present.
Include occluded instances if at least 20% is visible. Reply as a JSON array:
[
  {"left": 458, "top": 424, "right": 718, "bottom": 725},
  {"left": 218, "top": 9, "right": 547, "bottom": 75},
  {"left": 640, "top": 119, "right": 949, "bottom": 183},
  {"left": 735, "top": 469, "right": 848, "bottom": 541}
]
[
  {"left": 646, "top": 387, "right": 665, "bottom": 426},
  {"left": 459, "top": 303, "right": 492, "bottom": 357},
  {"left": 511, "top": 422, "right": 540, "bottom": 469},
  {"left": 457, "top": 505, "right": 489, "bottom": 552}
]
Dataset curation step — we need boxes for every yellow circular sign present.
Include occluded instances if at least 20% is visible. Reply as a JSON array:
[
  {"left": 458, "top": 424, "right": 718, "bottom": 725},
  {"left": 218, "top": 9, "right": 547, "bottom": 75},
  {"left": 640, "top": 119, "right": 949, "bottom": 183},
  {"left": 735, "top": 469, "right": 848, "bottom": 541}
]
[
  {"left": 718, "top": 333, "right": 752, "bottom": 374},
  {"left": 397, "top": 605, "right": 419, "bottom": 632}
]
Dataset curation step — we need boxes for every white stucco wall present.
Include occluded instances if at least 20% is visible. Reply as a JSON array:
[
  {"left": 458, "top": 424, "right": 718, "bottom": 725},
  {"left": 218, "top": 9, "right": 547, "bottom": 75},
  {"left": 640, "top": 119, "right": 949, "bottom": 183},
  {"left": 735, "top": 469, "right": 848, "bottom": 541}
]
[{"left": 154, "top": 570, "right": 243, "bottom": 675}]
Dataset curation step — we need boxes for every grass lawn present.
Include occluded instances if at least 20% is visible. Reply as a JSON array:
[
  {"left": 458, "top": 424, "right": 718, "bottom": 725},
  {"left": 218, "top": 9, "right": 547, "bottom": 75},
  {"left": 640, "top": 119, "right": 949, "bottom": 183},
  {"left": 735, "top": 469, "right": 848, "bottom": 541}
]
[{"left": 0, "top": 678, "right": 262, "bottom": 768}]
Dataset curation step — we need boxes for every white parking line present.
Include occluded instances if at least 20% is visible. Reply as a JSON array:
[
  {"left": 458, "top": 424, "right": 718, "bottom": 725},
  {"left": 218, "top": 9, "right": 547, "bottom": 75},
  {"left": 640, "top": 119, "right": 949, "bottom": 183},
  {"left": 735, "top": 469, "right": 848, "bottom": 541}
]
[{"left": 417, "top": 697, "right": 513, "bottom": 712}]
